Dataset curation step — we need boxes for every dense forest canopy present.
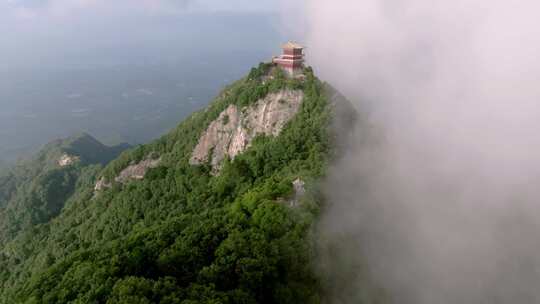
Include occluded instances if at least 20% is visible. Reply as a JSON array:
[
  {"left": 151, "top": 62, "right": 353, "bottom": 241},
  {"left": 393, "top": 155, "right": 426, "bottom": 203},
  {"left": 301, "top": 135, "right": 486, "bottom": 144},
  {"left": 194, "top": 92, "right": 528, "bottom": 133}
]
[
  {"left": 0, "top": 134, "right": 129, "bottom": 246},
  {"left": 0, "top": 64, "right": 355, "bottom": 303}
]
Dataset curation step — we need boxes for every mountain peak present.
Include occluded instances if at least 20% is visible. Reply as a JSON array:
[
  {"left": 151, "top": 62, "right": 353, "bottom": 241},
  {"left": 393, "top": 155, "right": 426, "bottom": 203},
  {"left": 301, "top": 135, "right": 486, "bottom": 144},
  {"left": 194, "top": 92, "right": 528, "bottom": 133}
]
[{"left": 0, "top": 62, "right": 357, "bottom": 303}]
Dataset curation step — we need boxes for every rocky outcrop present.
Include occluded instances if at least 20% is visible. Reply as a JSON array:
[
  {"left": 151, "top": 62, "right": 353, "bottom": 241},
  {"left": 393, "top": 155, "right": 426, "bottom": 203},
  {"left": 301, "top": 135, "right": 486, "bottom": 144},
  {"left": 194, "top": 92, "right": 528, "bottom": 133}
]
[
  {"left": 276, "top": 178, "right": 306, "bottom": 207},
  {"left": 290, "top": 178, "right": 306, "bottom": 207},
  {"left": 114, "top": 158, "right": 161, "bottom": 184},
  {"left": 94, "top": 177, "right": 112, "bottom": 191},
  {"left": 190, "top": 90, "right": 304, "bottom": 171},
  {"left": 94, "top": 157, "right": 161, "bottom": 191},
  {"left": 58, "top": 154, "right": 80, "bottom": 167}
]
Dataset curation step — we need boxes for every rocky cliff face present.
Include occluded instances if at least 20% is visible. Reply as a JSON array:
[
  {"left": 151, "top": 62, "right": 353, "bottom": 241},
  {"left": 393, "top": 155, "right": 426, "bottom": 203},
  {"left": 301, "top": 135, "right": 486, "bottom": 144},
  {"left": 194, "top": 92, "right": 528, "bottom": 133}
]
[
  {"left": 58, "top": 154, "right": 80, "bottom": 167},
  {"left": 190, "top": 89, "right": 304, "bottom": 171},
  {"left": 95, "top": 157, "right": 161, "bottom": 191},
  {"left": 114, "top": 158, "right": 161, "bottom": 183},
  {"left": 94, "top": 177, "right": 112, "bottom": 191}
]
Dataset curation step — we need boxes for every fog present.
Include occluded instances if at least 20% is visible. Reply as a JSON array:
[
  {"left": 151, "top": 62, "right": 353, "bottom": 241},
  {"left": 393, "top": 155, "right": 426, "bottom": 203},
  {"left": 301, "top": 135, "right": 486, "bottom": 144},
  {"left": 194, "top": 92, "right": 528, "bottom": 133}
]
[{"left": 293, "top": 1, "right": 540, "bottom": 303}]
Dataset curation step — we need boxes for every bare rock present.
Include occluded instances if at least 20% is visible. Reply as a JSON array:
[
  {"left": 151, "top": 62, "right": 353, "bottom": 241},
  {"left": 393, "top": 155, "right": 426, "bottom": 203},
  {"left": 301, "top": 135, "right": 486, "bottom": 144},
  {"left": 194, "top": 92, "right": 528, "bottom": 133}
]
[
  {"left": 190, "top": 105, "right": 241, "bottom": 168},
  {"left": 94, "top": 157, "right": 161, "bottom": 192},
  {"left": 58, "top": 154, "right": 80, "bottom": 167},
  {"left": 290, "top": 178, "right": 306, "bottom": 207},
  {"left": 114, "top": 158, "right": 161, "bottom": 184},
  {"left": 94, "top": 177, "right": 112, "bottom": 191},
  {"left": 190, "top": 89, "right": 304, "bottom": 171}
]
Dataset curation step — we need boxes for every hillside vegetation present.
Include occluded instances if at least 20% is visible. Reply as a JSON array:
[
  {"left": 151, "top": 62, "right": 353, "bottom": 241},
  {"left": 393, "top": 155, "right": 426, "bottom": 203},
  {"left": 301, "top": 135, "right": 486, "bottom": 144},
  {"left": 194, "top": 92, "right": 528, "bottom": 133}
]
[
  {"left": 0, "top": 134, "right": 130, "bottom": 247},
  {"left": 0, "top": 64, "right": 352, "bottom": 303}
]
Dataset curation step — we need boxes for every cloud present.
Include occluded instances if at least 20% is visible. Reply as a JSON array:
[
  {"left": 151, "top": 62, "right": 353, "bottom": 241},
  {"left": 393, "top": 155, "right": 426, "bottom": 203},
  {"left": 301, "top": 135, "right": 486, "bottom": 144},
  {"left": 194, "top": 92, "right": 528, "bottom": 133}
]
[{"left": 288, "top": 0, "right": 540, "bottom": 303}]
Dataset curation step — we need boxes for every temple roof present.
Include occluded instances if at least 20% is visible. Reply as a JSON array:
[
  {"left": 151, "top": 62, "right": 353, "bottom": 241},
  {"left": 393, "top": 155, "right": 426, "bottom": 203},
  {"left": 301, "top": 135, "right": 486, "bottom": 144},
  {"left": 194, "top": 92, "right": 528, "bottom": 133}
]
[{"left": 282, "top": 41, "right": 304, "bottom": 49}]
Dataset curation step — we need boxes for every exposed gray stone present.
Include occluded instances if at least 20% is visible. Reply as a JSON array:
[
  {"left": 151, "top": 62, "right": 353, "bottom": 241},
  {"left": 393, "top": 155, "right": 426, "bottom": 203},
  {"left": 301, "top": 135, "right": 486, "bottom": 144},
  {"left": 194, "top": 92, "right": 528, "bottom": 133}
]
[
  {"left": 190, "top": 89, "right": 304, "bottom": 172},
  {"left": 94, "top": 156, "right": 161, "bottom": 192},
  {"left": 94, "top": 177, "right": 112, "bottom": 191},
  {"left": 291, "top": 178, "right": 306, "bottom": 207},
  {"left": 114, "top": 158, "right": 161, "bottom": 183},
  {"left": 58, "top": 154, "right": 80, "bottom": 167}
]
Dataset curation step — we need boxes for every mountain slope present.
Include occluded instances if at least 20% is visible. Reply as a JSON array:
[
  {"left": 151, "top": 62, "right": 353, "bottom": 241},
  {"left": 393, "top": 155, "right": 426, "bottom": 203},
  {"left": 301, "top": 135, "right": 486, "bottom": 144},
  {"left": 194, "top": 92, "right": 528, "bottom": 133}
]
[
  {"left": 0, "top": 64, "right": 354, "bottom": 303},
  {"left": 0, "top": 134, "right": 130, "bottom": 245}
]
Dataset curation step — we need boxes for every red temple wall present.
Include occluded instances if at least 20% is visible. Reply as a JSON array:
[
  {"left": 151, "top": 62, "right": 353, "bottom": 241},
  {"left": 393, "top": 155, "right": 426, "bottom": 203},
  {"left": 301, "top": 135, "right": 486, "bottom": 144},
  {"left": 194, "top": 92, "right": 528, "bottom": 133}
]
[
  {"left": 276, "top": 47, "right": 305, "bottom": 73},
  {"left": 276, "top": 61, "right": 303, "bottom": 69},
  {"left": 282, "top": 54, "right": 303, "bottom": 60},
  {"left": 283, "top": 48, "right": 303, "bottom": 56}
]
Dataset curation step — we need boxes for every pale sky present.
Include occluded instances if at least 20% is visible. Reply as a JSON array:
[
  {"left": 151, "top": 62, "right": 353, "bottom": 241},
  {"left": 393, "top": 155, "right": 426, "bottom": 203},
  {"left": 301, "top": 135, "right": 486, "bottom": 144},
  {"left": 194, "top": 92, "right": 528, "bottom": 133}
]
[
  {"left": 0, "top": 0, "right": 284, "bottom": 68},
  {"left": 2, "top": 0, "right": 277, "bottom": 19}
]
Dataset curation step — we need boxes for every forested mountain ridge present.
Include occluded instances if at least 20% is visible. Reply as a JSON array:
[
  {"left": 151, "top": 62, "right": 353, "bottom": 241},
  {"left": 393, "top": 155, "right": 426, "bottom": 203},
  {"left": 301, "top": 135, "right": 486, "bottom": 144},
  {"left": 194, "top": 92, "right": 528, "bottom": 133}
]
[
  {"left": 0, "top": 134, "right": 130, "bottom": 246},
  {"left": 0, "top": 64, "right": 356, "bottom": 303}
]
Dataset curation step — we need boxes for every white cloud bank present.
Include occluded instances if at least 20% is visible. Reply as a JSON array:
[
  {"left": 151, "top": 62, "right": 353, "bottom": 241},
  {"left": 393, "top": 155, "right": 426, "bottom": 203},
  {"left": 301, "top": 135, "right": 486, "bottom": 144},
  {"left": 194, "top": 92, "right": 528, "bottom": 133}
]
[{"left": 288, "top": 0, "right": 540, "bottom": 303}]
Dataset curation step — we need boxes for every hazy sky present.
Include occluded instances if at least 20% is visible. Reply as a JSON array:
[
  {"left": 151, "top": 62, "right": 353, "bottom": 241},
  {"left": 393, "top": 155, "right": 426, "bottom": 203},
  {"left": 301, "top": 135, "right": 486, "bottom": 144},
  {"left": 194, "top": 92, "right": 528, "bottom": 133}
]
[
  {"left": 0, "top": 0, "right": 280, "bottom": 68},
  {"left": 2, "top": 0, "right": 276, "bottom": 17}
]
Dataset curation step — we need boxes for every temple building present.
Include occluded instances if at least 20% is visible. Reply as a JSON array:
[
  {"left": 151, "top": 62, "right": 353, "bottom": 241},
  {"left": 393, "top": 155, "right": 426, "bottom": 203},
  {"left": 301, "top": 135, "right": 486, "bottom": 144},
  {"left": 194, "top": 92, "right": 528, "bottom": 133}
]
[{"left": 273, "top": 42, "right": 305, "bottom": 77}]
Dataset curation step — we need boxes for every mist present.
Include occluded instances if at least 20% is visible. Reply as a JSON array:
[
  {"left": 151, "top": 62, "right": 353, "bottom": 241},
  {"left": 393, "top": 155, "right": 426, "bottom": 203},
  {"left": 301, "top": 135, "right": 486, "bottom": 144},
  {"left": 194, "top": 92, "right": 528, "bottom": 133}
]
[{"left": 294, "top": 1, "right": 540, "bottom": 303}]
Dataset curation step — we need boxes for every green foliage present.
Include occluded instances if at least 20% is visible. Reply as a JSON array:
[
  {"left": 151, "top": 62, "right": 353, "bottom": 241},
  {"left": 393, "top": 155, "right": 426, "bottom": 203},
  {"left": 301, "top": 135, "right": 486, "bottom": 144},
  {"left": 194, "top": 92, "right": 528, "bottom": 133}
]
[
  {"left": 247, "top": 63, "right": 273, "bottom": 80},
  {"left": 222, "top": 115, "right": 230, "bottom": 125},
  {"left": 0, "top": 65, "right": 338, "bottom": 303},
  {"left": 0, "top": 134, "right": 129, "bottom": 245}
]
